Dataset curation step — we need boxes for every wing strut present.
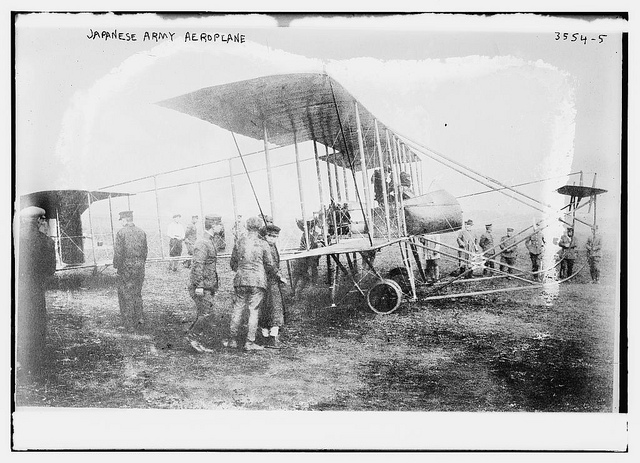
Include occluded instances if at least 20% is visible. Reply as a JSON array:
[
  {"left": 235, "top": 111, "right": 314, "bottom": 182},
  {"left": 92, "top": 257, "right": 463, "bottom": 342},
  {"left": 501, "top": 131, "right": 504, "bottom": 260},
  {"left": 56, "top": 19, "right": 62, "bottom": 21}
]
[{"left": 327, "top": 76, "right": 373, "bottom": 247}]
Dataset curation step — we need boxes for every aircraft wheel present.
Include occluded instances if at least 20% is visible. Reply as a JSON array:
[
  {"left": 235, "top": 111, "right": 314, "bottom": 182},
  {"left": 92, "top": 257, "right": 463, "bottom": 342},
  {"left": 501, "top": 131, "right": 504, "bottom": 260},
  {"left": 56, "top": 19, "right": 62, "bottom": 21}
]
[{"left": 367, "top": 279, "right": 403, "bottom": 315}]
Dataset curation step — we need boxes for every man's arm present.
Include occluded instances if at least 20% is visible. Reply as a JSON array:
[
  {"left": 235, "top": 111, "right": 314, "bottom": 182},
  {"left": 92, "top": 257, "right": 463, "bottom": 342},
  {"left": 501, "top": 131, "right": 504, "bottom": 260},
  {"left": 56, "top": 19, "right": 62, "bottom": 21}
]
[
  {"left": 262, "top": 243, "right": 279, "bottom": 281},
  {"left": 230, "top": 243, "right": 239, "bottom": 272},
  {"left": 191, "top": 241, "right": 207, "bottom": 288}
]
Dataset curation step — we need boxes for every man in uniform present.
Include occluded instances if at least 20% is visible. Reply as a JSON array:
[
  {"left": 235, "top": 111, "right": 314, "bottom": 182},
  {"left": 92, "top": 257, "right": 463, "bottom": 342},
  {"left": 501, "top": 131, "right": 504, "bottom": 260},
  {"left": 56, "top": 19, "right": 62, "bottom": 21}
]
[
  {"left": 167, "top": 213, "right": 185, "bottom": 271},
  {"left": 209, "top": 214, "right": 226, "bottom": 252},
  {"left": 113, "top": 210, "right": 148, "bottom": 331},
  {"left": 525, "top": 224, "right": 546, "bottom": 280},
  {"left": 17, "top": 206, "right": 57, "bottom": 376},
  {"left": 499, "top": 227, "right": 518, "bottom": 274},
  {"left": 479, "top": 224, "right": 495, "bottom": 276},
  {"left": 421, "top": 234, "right": 441, "bottom": 283},
  {"left": 225, "top": 216, "right": 279, "bottom": 351},
  {"left": 371, "top": 168, "right": 385, "bottom": 206},
  {"left": 558, "top": 227, "right": 578, "bottom": 279},
  {"left": 585, "top": 226, "right": 603, "bottom": 283},
  {"left": 258, "top": 224, "right": 287, "bottom": 348},
  {"left": 186, "top": 214, "right": 220, "bottom": 353},
  {"left": 183, "top": 215, "right": 199, "bottom": 268},
  {"left": 456, "top": 219, "right": 478, "bottom": 277}
]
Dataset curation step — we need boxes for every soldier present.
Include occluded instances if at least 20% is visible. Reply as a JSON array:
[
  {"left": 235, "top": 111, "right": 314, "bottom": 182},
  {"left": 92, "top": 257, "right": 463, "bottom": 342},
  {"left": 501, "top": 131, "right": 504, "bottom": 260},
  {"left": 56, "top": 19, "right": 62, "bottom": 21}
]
[
  {"left": 585, "top": 226, "right": 603, "bottom": 283},
  {"left": 525, "top": 224, "right": 546, "bottom": 280},
  {"left": 421, "top": 234, "right": 440, "bottom": 283},
  {"left": 558, "top": 227, "right": 578, "bottom": 279},
  {"left": 225, "top": 216, "right": 279, "bottom": 351},
  {"left": 499, "top": 227, "right": 518, "bottom": 274},
  {"left": 113, "top": 210, "right": 148, "bottom": 331},
  {"left": 456, "top": 219, "right": 478, "bottom": 277},
  {"left": 185, "top": 214, "right": 220, "bottom": 353},
  {"left": 371, "top": 168, "right": 384, "bottom": 206},
  {"left": 16, "top": 206, "right": 57, "bottom": 376},
  {"left": 210, "top": 214, "right": 226, "bottom": 252},
  {"left": 479, "top": 223, "right": 495, "bottom": 276},
  {"left": 258, "top": 224, "right": 287, "bottom": 348},
  {"left": 399, "top": 171, "right": 414, "bottom": 199},
  {"left": 167, "top": 213, "right": 185, "bottom": 272},
  {"left": 183, "top": 215, "right": 199, "bottom": 268}
]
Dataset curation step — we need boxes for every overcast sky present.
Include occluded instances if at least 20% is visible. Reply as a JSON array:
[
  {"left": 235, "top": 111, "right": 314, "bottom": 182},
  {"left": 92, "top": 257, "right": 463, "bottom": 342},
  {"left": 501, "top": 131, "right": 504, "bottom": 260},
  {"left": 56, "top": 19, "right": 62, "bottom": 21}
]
[{"left": 15, "top": 13, "right": 624, "bottom": 241}]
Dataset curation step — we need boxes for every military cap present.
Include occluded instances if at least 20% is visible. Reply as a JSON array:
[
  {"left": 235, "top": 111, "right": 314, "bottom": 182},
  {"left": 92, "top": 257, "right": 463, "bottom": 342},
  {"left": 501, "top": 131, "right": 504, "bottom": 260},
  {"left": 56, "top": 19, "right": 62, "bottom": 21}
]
[
  {"left": 264, "top": 224, "right": 281, "bottom": 235},
  {"left": 192, "top": 214, "right": 199, "bottom": 219},
  {"left": 205, "top": 213, "right": 221, "bottom": 222},
  {"left": 506, "top": 227, "right": 514, "bottom": 232},
  {"left": 485, "top": 223, "right": 492, "bottom": 228},
  {"left": 20, "top": 206, "right": 46, "bottom": 219},
  {"left": 173, "top": 213, "right": 181, "bottom": 219},
  {"left": 246, "top": 216, "right": 263, "bottom": 231},
  {"left": 465, "top": 219, "right": 474, "bottom": 225},
  {"left": 567, "top": 227, "right": 574, "bottom": 231},
  {"left": 119, "top": 210, "right": 134, "bottom": 220}
]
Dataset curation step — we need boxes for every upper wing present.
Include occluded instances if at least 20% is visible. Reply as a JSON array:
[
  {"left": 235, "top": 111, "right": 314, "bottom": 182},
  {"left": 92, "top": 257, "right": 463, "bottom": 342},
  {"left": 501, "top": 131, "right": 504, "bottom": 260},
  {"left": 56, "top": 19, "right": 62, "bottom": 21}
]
[{"left": 156, "top": 72, "right": 403, "bottom": 170}]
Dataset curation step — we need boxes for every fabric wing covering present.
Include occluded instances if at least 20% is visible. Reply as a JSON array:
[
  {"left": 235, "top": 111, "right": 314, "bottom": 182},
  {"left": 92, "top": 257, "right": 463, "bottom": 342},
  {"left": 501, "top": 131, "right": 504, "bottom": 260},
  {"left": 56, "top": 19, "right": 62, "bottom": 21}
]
[{"left": 156, "top": 72, "right": 396, "bottom": 170}]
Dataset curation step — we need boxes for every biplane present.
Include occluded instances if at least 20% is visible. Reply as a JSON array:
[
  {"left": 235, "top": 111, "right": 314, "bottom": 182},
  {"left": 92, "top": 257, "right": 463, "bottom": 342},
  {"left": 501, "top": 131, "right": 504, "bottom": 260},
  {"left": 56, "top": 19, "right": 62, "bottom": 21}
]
[
  {"left": 19, "top": 72, "right": 607, "bottom": 314},
  {"left": 154, "top": 72, "right": 607, "bottom": 313}
]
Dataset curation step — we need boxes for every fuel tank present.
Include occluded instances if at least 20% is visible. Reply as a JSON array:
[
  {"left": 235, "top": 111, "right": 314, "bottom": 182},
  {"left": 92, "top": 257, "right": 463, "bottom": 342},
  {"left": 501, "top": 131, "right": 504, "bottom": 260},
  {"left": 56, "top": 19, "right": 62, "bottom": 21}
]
[{"left": 402, "top": 189, "right": 462, "bottom": 235}]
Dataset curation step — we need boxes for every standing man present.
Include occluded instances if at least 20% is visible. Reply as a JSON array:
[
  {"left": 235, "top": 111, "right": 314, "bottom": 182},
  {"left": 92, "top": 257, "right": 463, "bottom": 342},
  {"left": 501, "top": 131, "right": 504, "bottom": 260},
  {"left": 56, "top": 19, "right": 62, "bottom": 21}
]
[
  {"left": 558, "top": 227, "right": 578, "bottom": 279},
  {"left": 479, "top": 223, "right": 495, "bottom": 276},
  {"left": 499, "top": 227, "right": 518, "bottom": 275},
  {"left": 167, "top": 213, "right": 185, "bottom": 272},
  {"left": 585, "top": 226, "right": 603, "bottom": 283},
  {"left": 16, "top": 206, "right": 57, "bottom": 376},
  {"left": 225, "top": 216, "right": 278, "bottom": 351},
  {"left": 525, "top": 224, "right": 546, "bottom": 281},
  {"left": 186, "top": 214, "right": 220, "bottom": 353},
  {"left": 113, "top": 210, "right": 148, "bottom": 331},
  {"left": 183, "top": 215, "right": 199, "bottom": 268},
  {"left": 456, "top": 219, "right": 478, "bottom": 277},
  {"left": 371, "top": 168, "right": 384, "bottom": 207},
  {"left": 258, "top": 224, "right": 287, "bottom": 348},
  {"left": 210, "top": 214, "right": 226, "bottom": 252},
  {"left": 421, "top": 234, "right": 441, "bottom": 283}
]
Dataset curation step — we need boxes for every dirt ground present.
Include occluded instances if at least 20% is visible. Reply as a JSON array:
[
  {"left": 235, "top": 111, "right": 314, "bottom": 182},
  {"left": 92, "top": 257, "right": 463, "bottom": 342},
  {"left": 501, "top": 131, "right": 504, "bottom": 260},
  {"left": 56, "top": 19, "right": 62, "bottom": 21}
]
[{"left": 15, "top": 247, "right": 618, "bottom": 412}]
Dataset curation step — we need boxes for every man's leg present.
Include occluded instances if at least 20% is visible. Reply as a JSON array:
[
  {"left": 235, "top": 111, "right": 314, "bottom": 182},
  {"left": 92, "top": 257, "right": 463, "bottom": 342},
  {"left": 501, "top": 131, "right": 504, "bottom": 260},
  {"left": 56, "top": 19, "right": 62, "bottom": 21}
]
[
  {"left": 117, "top": 274, "right": 128, "bottom": 327},
  {"left": 229, "top": 287, "right": 247, "bottom": 342},
  {"left": 132, "top": 265, "right": 145, "bottom": 328},
  {"left": 566, "top": 259, "right": 574, "bottom": 277},
  {"left": 245, "top": 287, "right": 266, "bottom": 344}
]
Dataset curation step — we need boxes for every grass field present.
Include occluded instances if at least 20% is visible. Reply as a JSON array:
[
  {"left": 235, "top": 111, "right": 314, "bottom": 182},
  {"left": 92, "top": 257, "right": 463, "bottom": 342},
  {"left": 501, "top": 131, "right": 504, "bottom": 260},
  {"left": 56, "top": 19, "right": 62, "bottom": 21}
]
[{"left": 15, "top": 243, "right": 619, "bottom": 413}]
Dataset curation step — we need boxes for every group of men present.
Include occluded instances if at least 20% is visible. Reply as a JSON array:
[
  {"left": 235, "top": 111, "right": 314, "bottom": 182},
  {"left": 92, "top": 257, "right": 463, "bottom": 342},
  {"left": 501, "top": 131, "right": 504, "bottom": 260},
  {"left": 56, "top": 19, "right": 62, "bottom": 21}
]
[
  {"left": 114, "top": 210, "right": 286, "bottom": 353},
  {"left": 16, "top": 202, "right": 606, "bottom": 375},
  {"left": 166, "top": 213, "right": 226, "bottom": 271},
  {"left": 371, "top": 167, "right": 414, "bottom": 206},
  {"left": 440, "top": 219, "right": 603, "bottom": 282},
  {"left": 450, "top": 220, "right": 525, "bottom": 279}
]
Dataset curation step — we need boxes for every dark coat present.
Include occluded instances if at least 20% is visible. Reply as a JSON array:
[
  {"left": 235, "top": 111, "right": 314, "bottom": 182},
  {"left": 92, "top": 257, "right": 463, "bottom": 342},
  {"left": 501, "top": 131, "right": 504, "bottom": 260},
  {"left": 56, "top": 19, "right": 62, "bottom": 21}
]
[
  {"left": 189, "top": 232, "right": 218, "bottom": 290},
  {"left": 230, "top": 231, "right": 277, "bottom": 289},
  {"left": 113, "top": 223, "right": 148, "bottom": 270}
]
